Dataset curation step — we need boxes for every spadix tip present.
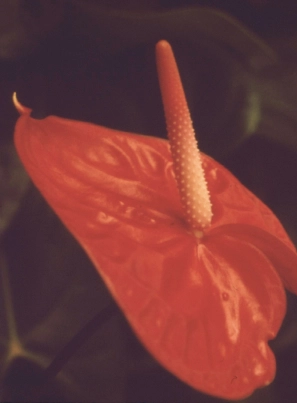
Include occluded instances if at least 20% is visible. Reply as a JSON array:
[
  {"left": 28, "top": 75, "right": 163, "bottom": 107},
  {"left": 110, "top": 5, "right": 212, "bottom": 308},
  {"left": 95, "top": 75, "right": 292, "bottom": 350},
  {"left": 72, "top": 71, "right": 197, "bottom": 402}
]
[
  {"left": 156, "top": 40, "right": 171, "bottom": 50},
  {"left": 13, "top": 92, "right": 32, "bottom": 115},
  {"left": 156, "top": 40, "right": 174, "bottom": 61}
]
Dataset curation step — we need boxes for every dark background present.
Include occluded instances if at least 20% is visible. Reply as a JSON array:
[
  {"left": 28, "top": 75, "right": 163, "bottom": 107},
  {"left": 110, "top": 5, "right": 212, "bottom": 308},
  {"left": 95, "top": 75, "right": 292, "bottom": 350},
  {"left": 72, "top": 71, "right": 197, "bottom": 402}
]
[{"left": 1, "top": 1, "right": 297, "bottom": 402}]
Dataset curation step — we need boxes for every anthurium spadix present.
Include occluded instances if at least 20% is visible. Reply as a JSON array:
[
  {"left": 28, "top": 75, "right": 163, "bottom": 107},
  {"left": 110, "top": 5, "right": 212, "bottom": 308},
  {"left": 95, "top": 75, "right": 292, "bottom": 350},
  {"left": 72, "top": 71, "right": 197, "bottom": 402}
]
[{"left": 13, "top": 40, "right": 297, "bottom": 400}]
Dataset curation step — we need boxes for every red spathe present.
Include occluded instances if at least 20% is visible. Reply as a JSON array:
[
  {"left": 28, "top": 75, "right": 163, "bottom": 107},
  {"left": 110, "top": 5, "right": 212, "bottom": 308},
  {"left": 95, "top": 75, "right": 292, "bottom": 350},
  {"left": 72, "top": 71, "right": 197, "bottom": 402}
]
[{"left": 14, "top": 106, "right": 297, "bottom": 400}]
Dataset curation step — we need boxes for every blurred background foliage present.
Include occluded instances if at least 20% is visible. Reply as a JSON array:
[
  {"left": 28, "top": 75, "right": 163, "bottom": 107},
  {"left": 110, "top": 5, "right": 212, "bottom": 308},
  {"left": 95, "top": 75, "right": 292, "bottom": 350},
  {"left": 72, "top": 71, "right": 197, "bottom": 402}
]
[{"left": 1, "top": 1, "right": 297, "bottom": 402}]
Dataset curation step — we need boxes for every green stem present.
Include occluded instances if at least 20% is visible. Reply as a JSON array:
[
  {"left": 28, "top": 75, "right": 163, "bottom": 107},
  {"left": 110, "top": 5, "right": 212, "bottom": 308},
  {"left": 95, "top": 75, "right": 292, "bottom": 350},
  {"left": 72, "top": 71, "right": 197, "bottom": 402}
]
[{"left": 27, "top": 301, "right": 119, "bottom": 401}]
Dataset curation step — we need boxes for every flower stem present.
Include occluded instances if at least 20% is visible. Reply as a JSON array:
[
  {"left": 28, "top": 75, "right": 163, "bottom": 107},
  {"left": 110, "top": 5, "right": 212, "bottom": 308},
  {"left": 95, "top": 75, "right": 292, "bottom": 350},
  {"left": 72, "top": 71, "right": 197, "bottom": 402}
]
[{"left": 25, "top": 301, "right": 119, "bottom": 401}]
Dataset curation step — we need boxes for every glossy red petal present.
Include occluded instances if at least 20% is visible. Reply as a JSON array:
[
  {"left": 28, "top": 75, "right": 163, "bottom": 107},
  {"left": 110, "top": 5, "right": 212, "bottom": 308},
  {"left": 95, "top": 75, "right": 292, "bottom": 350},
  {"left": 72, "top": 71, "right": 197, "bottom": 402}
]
[{"left": 14, "top": 108, "right": 296, "bottom": 399}]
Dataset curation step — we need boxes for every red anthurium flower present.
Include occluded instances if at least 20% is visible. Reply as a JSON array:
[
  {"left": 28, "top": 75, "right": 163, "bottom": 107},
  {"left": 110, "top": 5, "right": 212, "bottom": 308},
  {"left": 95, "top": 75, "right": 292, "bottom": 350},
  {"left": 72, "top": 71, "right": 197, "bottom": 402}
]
[{"left": 14, "top": 40, "right": 297, "bottom": 400}]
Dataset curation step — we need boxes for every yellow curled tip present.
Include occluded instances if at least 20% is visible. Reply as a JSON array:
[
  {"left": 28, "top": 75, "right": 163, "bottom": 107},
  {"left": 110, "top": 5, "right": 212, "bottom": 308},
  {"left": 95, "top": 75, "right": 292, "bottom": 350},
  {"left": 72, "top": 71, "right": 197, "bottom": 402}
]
[{"left": 12, "top": 92, "right": 32, "bottom": 115}]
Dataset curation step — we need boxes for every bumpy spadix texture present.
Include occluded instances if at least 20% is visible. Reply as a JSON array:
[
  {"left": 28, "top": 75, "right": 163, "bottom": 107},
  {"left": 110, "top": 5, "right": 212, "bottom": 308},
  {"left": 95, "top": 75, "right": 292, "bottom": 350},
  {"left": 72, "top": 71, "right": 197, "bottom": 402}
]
[
  {"left": 156, "top": 40, "right": 212, "bottom": 230},
  {"left": 13, "top": 40, "right": 297, "bottom": 400}
]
